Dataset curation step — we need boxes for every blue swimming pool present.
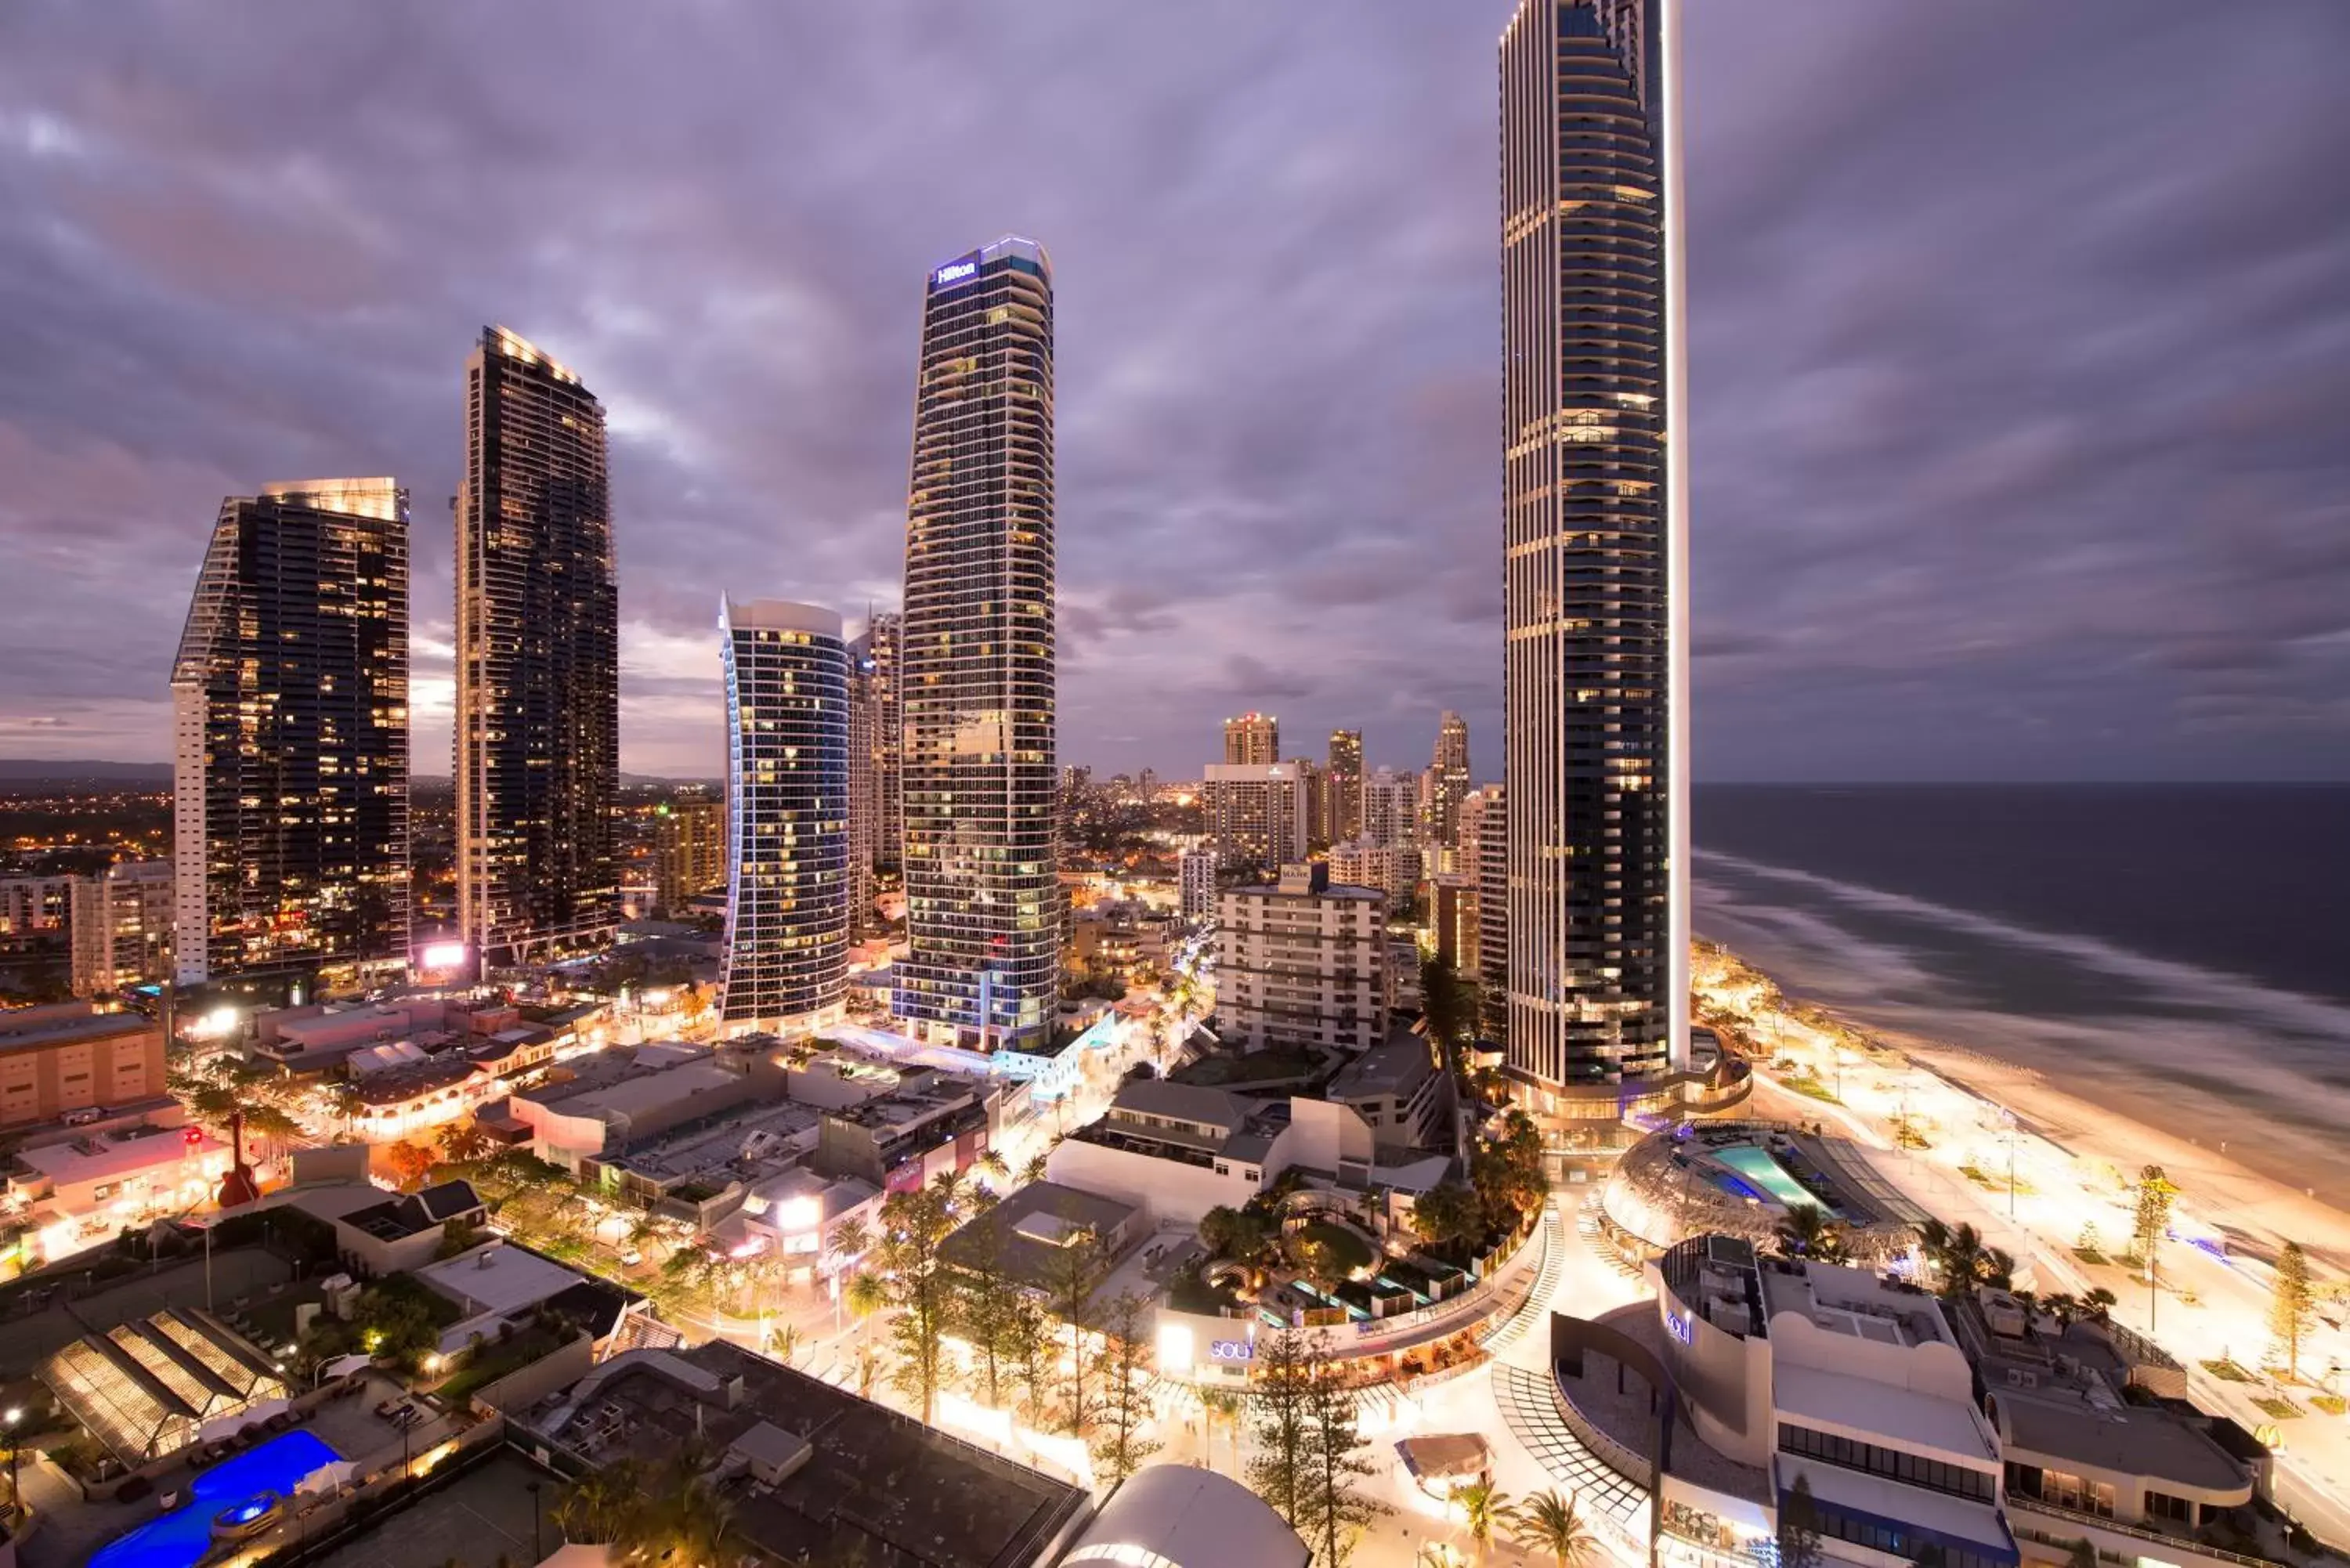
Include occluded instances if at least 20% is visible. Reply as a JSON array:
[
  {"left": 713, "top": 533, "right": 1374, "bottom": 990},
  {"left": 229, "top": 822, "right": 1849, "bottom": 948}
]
[
  {"left": 91, "top": 1429, "right": 343, "bottom": 1568},
  {"left": 1713, "top": 1144, "right": 1823, "bottom": 1211}
]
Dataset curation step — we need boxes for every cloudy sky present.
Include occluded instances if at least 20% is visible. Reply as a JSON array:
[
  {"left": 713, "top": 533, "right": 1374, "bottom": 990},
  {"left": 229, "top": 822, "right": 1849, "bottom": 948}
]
[{"left": 2, "top": 1, "right": 2345, "bottom": 782}]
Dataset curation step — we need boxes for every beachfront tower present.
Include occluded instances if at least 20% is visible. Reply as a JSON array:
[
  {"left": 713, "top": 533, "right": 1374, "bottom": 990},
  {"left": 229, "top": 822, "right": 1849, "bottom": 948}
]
[
  {"left": 893, "top": 236, "right": 1060, "bottom": 1050},
  {"left": 1499, "top": 0, "right": 1691, "bottom": 1111},
  {"left": 455, "top": 326, "right": 620, "bottom": 968},
  {"left": 172, "top": 480, "right": 411, "bottom": 988},
  {"left": 719, "top": 599, "right": 851, "bottom": 1035}
]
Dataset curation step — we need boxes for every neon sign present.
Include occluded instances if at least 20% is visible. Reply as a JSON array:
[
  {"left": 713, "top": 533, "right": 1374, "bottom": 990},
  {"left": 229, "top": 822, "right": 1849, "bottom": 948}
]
[
  {"left": 1209, "top": 1339, "right": 1254, "bottom": 1361},
  {"left": 1665, "top": 1310, "right": 1694, "bottom": 1345},
  {"left": 934, "top": 259, "right": 978, "bottom": 286}
]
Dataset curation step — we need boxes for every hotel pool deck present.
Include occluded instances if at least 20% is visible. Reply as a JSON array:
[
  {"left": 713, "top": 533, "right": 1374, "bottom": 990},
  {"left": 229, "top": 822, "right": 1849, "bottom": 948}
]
[
  {"left": 91, "top": 1429, "right": 343, "bottom": 1568},
  {"left": 1712, "top": 1144, "right": 1824, "bottom": 1210}
]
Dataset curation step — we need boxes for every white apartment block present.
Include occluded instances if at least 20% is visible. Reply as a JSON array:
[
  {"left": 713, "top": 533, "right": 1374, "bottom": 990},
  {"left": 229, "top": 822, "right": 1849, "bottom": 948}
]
[
  {"left": 1178, "top": 846, "right": 1219, "bottom": 923},
  {"left": 1214, "top": 862, "right": 1387, "bottom": 1053}
]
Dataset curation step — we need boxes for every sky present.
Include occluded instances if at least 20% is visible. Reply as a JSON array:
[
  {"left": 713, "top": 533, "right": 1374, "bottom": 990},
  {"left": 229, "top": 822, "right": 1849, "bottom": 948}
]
[{"left": 2, "top": 2, "right": 2346, "bottom": 784}]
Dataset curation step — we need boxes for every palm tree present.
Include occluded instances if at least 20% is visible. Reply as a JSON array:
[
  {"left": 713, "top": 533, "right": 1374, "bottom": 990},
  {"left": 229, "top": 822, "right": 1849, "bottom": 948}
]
[
  {"left": 1507, "top": 1487, "right": 1600, "bottom": 1568},
  {"left": 1453, "top": 1478, "right": 1510, "bottom": 1561},
  {"left": 1775, "top": 1206, "right": 1848, "bottom": 1263},
  {"left": 1199, "top": 1388, "right": 1243, "bottom": 1476}
]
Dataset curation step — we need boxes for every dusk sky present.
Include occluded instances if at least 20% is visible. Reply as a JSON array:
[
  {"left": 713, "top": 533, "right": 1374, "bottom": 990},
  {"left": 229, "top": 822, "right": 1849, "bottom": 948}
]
[{"left": 2, "top": 1, "right": 2345, "bottom": 783}]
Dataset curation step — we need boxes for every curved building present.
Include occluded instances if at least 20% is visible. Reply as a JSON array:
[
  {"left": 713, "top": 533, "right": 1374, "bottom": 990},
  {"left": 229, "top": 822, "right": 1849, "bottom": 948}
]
[
  {"left": 1499, "top": 0, "right": 1690, "bottom": 1111},
  {"left": 719, "top": 600, "right": 851, "bottom": 1035},
  {"left": 894, "top": 236, "right": 1059, "bottom": 1050},
  {"left": 1063, "top": 1464, "right": 1308, "bottom": 1568}
]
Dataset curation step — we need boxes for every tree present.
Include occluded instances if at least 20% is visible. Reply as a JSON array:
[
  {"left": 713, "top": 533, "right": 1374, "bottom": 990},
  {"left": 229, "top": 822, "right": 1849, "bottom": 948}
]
[
  {"left": 1452, "top": 1478, "right": 1509, "bottom": 1563},
  {"left": 440, "top": 1118, "right": 497, "bottom": 1165},
  {"left": 1408, "top": 1183, "right": 1486, "bottom": 1254},
  {"left": 1506, "top": 1488, "right": 1599, "bottom": 1568},
  {"left": 2270, "top": 1241, "right": 2315, "bottom": 1378},
  {"left": 1246, "top": 1331, "right": 1316, "bottom": 1529},
  {"left": 1199, "top": 1205, "right": 1272, "bottom": 1264},
  {"left": 1774, "top": 1206, "right": 1849, "bottom": 1264},
  {"left": 1005, "top": 1291, "right": 1053, "bottom": 1427},
  {"left": 2133, "top": 1164, "right": 2180, "bottom": 1325},
  {"left": 1421, "top": 953, "right": 1475, "bottom": 1057},
  {"left": 1468, "top": 1111, "right": 1546, "bottom": 1234},
  {"left": 1090, "top": 1292, "right": 1162, "bottom": 1485},
  {"left": 1300, "top": 1343, "right": 1388, "bottom": 1566},
  {"left": 1777, "top": 1473, "right": 1823, "bottom": 1568},
  {"left": 872, "top": 1170, "right": 975, "bottom": 1425},
  {"left": 952, "top": 1214, "right": 1023, "bottom": 1409},
  {"left": 1035, "top": 1204, "right": 1111, "bottom": 1433},
  {"left": 1199, "top": 1388, "right": 1244, "bottom": 1476},
  {"left": 383, "top": 1140, "right": 439, "bottom": 1192}
]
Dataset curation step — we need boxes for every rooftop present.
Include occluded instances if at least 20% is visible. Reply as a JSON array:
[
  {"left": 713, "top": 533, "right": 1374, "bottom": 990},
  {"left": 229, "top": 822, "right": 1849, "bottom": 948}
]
[
  {"left": 1774, "top": 1361, "right": 1996, "bottom": 1462},
  {"left": 421, "top": 1239, "right": 595, "bottom": 1318},
  {"left": 341, "top": 1180, "right": 484, "bottom": 1242},
  {"left": 1760, "top": 1256, "right": 1955, "bottom": 1349},
  {"left": 524, "top": 1341, "right": 1089, "bottom": 1568},
  {"left": 940, "top": 1181, "right": 1141, "bottom": 1292},
  {"left": 15, "top": 1123, "right": 219, "bottom": 1187},
  {"left": 1327, "top": 1030, "right": 1437, "bottom": 1102},
  {"left": 0, "top": 1003, "right": 156, "bottom": 1054}
]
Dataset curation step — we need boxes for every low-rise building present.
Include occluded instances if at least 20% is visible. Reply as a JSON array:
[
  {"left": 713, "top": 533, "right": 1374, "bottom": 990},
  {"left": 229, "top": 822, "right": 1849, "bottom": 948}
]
[
  {"left": 516, "top": 1339, "right": 1092, "bottom": 1566},
  {"left": 331, "top": 1179, "right": 489, "bottom": 1276},
  {"left": 1956, "top": 1289, "right": 2269, "bottom": 1567},
  {"left": 1326, "top": 1028, "right": 1455, "bottom": 1154},
  {"left": 940, "top": 1180, "right": 1144, "bottom": 1295},
  {"left": 497, "top": 1042, "right": 779, "bottom": 1173},
  {"left": 1215, "top": 862, "right": 1387, "bottom": 1055},
  {"left": 0, "top": 1002, "right": 168, "bottom": 1129},
  {"left": 6, "top": 1119, "right": 229, "bottom": 1266},
  {"left": 418, "top": 1237, "right": 667, "bottom": 1361}
]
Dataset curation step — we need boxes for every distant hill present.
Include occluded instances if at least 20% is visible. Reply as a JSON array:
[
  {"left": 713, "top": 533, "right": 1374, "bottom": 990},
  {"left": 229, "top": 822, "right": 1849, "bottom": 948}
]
[{"left": 0, "top": 760, "right": 172, "bottom": 783}]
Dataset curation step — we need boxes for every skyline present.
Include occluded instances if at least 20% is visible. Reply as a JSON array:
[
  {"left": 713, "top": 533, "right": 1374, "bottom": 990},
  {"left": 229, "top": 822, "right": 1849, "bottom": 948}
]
[{"left": 4, "top": 2, "right": 2348, "bottom": 782}]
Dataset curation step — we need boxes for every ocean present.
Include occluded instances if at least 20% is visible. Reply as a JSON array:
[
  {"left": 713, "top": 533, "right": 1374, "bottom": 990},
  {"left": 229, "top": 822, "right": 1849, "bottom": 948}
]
[{"left": 1691, "top": 784, "right": 2350, "bottom": 1199}]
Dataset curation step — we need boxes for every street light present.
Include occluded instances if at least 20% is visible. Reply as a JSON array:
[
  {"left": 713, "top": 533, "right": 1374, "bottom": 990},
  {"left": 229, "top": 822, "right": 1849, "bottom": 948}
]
[{"left": 5, "top": 1405, "right": 20, "bottom": 1529}]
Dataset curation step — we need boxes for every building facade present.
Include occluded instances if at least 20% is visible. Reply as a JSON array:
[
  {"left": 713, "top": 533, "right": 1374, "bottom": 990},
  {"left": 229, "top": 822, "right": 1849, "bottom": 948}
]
[
  {"left": 895, "top": 237, "right": 1059, "bottom": 1050},
  {"left": 1361, "top": 767, "right": 1419, "bottom": 851},
  {"left": 845, "top": 627, "right": 877, "bottom": 932},
  {"left": 719, "top": 600, "right": 851, "bottom": 1036},
  {"left": 1428, "top": 711, "right": 1471, "bottom": 851},
  {"left": 172, "top": 479, "right": 410, "bottom": 986},
  {"left": 866, "top": 609, "right": 903, "bottom": 872},
  {"left": 1177, "top": 846, "right": 1219, "bottom": 924},
  {"left": 456, "top": 326, "right": 620, "bottom": 968},
  {"left": 1214, "top": 862, "right": 1387, "bottom": 1054},
  {"left": 1201, "top": 762, "right": 1309, "bottom": 871},
  {"left": 653, "top": 798, "right": 725, "bottom": 916},
  {"left": 1325, "top": 728, "right": 1364, "bottom": 844},
  {"left": 70, "top": 861, "right": 173, "bottom": 999},
  {"left": 1222, "top": 712, "right": 1279, "bottom": 766},
  {"left": 1461, "top": 785, "right": 1509, "bottom": 1041},
  {"left": 1500, "top": 0, "right": 1690, "bottom": 1102},
  {"left": 0, "top": 1004, "right": 169, "bottom": 1130}
]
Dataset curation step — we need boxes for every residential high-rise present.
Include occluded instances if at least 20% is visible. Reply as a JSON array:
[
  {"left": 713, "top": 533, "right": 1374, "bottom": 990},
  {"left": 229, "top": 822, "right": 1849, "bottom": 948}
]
[
  {"left": 68, "top": 861, "right": 173, "bottom": 999},
  {"left": 456, "top": 326, "right": 619, "bottom": 968},
  {"left": 1215, "top": 862, "right": 1387, "bottom": 1055},
  {"left": 652, "top": 798, "right": 725, "bottom": 916},
  {"left": 1461, "top": 785, "right": 1509, "bottom": 1042},
  {"left": 1289, "top": 756, "right": 1326, "bottom": 849},
  {"left": 1500, "top": 0, "right": 1689, "bottom": 1102},
  {"left": 1201, "top": 762, "right": 1309, "bottom": 870},
  {"left": 1223, "top": 713, "right": 1279, "bottom": 767},
  {"left": 172, "top": 479, "right": 410, "bottom": 986},
  {"left": 866, "top": 609, "right": 904, "bottom": 871},
  {"left": 1177, "top": 846, "right": 1220, "bottom": 924},
  {"left": 1361, "top": 768, "right": 1419, "bottom": 850},
  {"left": 719, "top": 600, "right": 851, "bottom": 1035},
  {"left": 1325, "top": 728, "right": 1364, "bottom": 843},
  {"left": 1429, "top": 712, "right": 1471, "bottom": 851},
  {"left": 845, "top": 627, "right": 877, "bottom": 933},
  {"left": 895, "top": 237, "right": 1059, "bottom": 1050}
]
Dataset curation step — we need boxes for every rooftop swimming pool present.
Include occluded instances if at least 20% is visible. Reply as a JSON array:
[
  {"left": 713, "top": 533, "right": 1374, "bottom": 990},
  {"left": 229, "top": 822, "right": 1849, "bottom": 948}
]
[
  {"left": 91, "top": 1429, "right": 342, "bottom": 1568},
  {"left": 1712, "top": 1144, "right": 1823, "bottom": 1211}
]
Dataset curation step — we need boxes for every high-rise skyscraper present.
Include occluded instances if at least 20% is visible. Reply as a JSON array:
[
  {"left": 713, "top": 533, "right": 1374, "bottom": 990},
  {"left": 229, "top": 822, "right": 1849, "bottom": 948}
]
[
  {"left": 1201, "top": 762, "right": 1310, "bottom": 870},
  {"left": 866, "top": 609, "right": 904, "bottom": 872},
  {"left": 1362, "top": 768, "right": 1419, "bottom": 850},
  {"left": 895, "top": 237, "right": 1059, "bottom": 1050},
  {"left": 172, "top": 480, "right": 410, "bottom": 986},
  {"left": 1430, "top": 712, "right": 1471, "bottom": 851},
  {"left": 1460, "top": 785, "right": 1509, "bottom": 1042},
  {"left": 1500, "top": 0, "right": 1689, "bottom": 1103},
  {"left": 456, "top": 326, "right": 619, "bottom": 968},
  {"left": 652, "top": 797, "right": 725, "bottom": 915},
  {"left": 845, "top": 627, "right": 877, "bottom": 934},
  {"left": 719, "top": 600, "right": 851, "bottom": 1035},
  {"left": 1325, "top": 728, "right": 1364, "bottom": 843},
  {"left": 1289, "top": 756, "right": 1327, "bottom": 849},
  {"left": 1223, "top": 713, "right": 1279, "bottom": 766}
]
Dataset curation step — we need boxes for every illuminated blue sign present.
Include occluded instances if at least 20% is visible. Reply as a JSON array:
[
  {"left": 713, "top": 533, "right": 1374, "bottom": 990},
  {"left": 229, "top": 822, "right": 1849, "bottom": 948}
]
[
  {"left": 934, "top": 258, "right": 978, "bottom": 286},
  {"left": 1665, "top": 1310, "right": 1694, "bottom": 1346},
  {"left": 1209, "top": 1339, "right": 1254, "bottom": 1361}
]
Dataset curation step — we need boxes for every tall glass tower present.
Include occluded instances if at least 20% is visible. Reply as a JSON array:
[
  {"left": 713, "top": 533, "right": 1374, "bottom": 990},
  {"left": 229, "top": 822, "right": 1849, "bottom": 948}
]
[
  {"left": 1499, "top": 0, "right": 1690, "bottom": 1105},
  {"left": 894, "top": 237, "right": 1059, "bottom": 1050},
  {"left": 172, "top": 480, "right": 410, "bottom": 987},
  {"left": 455, "top": 326, "right": 620, "bottom": 968},
  {"left": 718, "top": 600, "right": 851, "bottom": 1035}
]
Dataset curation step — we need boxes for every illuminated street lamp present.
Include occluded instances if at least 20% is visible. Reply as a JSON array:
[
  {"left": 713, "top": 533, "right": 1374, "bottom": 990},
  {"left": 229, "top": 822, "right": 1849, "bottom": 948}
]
[{"left": 4, "top": 1405, "right": 20, "bottom": 1526}]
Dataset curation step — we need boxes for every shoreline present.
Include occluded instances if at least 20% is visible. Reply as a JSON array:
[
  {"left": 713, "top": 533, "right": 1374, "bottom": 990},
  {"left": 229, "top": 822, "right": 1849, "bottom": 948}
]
[{"left": 1697, "top": 938, "right": 2350, "bottom": 1273}]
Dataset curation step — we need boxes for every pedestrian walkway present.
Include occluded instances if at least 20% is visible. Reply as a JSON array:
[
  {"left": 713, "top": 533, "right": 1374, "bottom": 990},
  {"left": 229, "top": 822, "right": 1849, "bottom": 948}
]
[
  {"left": 1479, "top": 1201, "right": 1564, "bottom": 1356},
  {"left": 1576, "top": 1205, "right": 1643, "bottom": 1281},
  {"left": 1492, "top": 1363, "right": 1648, "bottom": 1529}
]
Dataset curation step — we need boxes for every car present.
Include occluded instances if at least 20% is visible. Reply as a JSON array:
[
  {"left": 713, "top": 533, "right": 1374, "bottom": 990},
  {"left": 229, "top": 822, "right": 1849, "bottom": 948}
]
[{"left": 620, "top": 1248, "right": 643, "bottom": 1267}]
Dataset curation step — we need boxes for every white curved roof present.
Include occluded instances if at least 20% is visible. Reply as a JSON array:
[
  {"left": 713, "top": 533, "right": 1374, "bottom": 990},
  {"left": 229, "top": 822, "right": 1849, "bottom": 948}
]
[{"left": 1063, "top": 1465, "right": 1308, "bottom": 1568}]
